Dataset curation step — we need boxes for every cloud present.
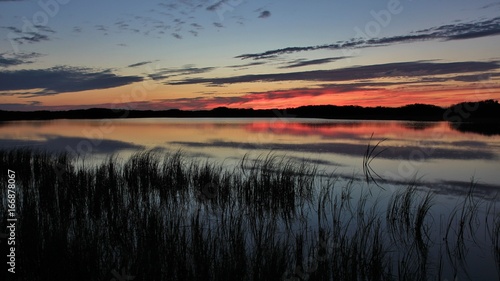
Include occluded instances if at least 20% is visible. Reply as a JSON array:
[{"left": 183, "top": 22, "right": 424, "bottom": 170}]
[
  {"left": 95, "top": 25, "right": 107, "bottom": 32},
  {"left": 0, "top": 67, "right": 143, "bottom": 96},
  {"left": 279, "top": 57, "right": 349, "bottom": 69},
  {"left": 451, "top": 73, "right": 497, "bottom": 82},
  {"left": 13, "top": 33, "right": 49, "bottom": 44},
  {"left": 149, "top": 65, "right": 216, "bottom": 81},
  {"left": 2, "top": 24, "right": 55, "bottom": 45},
  {"left": 167, "top": 60, "right": 500, "bottom": 86},
  {"left": 127, "top": 61, "right": 154, "bottom": 68},
  {"left": 147, "top": 85, "right": 381, "bottom": 110},
  {"left": 206, "top": 0, "right": 226, "bottom": 11},
  {"left": 236, "top": 17, "right": 500, "bottom": 60},
  {"left": 0, "top": 54, "right": 23, "bottom": 67},
  {"left": 480, "top": 2, "right": 500, "bottom": 9},
  {"left": 191, "top": 23, "right": 203, "bottom": 29},
  {"left": 226, "top": 61, "right": 266, "bottom": 69},
  {"left": 0, "top": 102, "right": 42, "bottom": 111},
  {"left": 258, "top": 10, "right": 271, "bottom": 19},
  {"left": 0, "top": 52, "right": 42, "bottom": 67}
]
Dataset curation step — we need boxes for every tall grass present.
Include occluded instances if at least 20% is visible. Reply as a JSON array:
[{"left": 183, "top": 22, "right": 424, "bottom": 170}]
[{"left": 0, "top": 148, "right": 498, "bottom": 280}]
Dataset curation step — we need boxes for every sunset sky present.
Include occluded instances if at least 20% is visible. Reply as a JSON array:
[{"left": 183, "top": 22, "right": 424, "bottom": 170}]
[{"left": 1, "top": 0, "right": 499, "bottom": 111}]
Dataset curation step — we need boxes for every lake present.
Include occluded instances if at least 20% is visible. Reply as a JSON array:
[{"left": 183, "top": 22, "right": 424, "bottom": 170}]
[
  {"left": 1, "top": 118, "right": 499, "bottom": 193},
  {"left": 1, "top": 117, "right": 499, "bottom": 280}
]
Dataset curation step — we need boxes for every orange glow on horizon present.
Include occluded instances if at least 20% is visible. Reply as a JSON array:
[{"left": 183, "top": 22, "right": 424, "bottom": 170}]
[
  {"left": 6, "top": 83, "right": 500, "bottom": 111},
  {"left": 161, "top": 87, "right": 500, "bottom": 110}
]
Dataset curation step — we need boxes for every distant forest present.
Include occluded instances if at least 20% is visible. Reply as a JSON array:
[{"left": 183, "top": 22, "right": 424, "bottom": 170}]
[{"left": 1, "top": 99, "right": 499, "bottom": 123}]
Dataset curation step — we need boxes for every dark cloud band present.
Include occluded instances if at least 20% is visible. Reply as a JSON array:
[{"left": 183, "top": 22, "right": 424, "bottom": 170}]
[
  {"left": 0, "top": 67, "right": 143, "bottom": 96},
  {"left": 167, "top": 60, "right": 500, "bottom": 86},
  {"left": 236, "top": 17, "right": 500, "bottom": 60}
]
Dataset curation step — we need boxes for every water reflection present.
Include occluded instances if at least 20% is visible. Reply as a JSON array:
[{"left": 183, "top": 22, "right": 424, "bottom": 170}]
[
  {"left": 0, "top": 118, "right": 499, "bottom": 189},
  {"left": 1, "top": 119, "right": 499, "bottom": 280},
  {"left": 170, "top": 140, "right": 497, "bottom": 160},
  {"left": 0, "top": 135, "right": 144, "bottom": 154},
  {"left": 449, "top": 121, "right": 500, "bottom": 136}
]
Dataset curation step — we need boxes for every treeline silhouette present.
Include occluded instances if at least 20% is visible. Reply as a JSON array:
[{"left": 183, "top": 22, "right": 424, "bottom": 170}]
[{"left": 1, "top": 100, "right": 498, "bottom": 123}]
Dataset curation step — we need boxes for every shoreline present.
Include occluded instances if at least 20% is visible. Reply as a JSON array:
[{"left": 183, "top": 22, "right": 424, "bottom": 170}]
[{"left": 1, "top": 100, "right": 499, "bottom": 122}]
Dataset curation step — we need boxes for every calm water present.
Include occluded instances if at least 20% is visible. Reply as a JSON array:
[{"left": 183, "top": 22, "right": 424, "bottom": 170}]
[
  {"left": 1, "top": 118, "right": 499, "bottom": 195},
  {"left": 1, "top": 117, "right": 500, "bottom": 279}
]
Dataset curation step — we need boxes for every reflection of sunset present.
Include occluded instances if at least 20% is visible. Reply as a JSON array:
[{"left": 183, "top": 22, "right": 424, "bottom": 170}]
[
  {"left": 3, "top": 118, "right": 495, "bottom": 149},
  {"left": 244, "top": 120, "right": 473, "bottom": 141},
  {"left": 1, "top": 118, "right": 499, "bottom": 186}
]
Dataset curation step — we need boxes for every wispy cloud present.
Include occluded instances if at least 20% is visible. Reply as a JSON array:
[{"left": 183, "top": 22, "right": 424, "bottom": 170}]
[
  {"left": 206, "top": 0, "right": 226, "bottom": 11},
  {"left": 480, "top": 2, "right": 500, "bottom": 9},
  {"left": 167, "top": 60, "right": 500, "bottom": 86},
  {"left": 0, "top": 56, "right": 23, "bottom": 67},
  {"left": 127, "top": 61, "right": 154, "bottom": 68},
  {"left": 171, "top": 33, "right": 182, "bottom": 39},
  {"left": 226, "top": 61, "right": 266, "bottom": 69},
  {"left": 279, "top": 57, "right": 349, "bottom": 69},
  {"left": 149, "top": 65, "right": 216, "bottom": 81},
  {"left": 258, "top": 10, "right": 271, "bottom": 19},
  {"left": 0, "top": 67, "right": 143, "bottom": 96},
  {"left": 236, "top": 17, "right": 500, "bottom": 60},
  {"left": 0, "top": 52, "right": 42, "bottom": 67},
  {"left": 1, "top": 24, "right": 54, "bottom": 45}
]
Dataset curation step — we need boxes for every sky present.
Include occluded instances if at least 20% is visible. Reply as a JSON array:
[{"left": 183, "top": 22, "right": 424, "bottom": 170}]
[{"left": 0, "top": 0, "right": 499, "bottom": 111}]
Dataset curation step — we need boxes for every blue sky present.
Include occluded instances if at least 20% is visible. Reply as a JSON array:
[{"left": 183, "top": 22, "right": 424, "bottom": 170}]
[{"left": 1, "top": 0, "right": 499, "bottom": 110}]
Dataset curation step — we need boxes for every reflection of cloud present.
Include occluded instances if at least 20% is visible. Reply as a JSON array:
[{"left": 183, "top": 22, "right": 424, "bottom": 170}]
[
  {"left": 168, "top": 60, "right": 499, "bottom": 85},
  {"left": 170, "top": 140, "right": 497, "bottom": 160},
  {"left": 400, "top": 121, "right": 440, "bottom": 131},
  {"left": 0, "top": 67, "right": 143, "bottom": 96},
  {"left": 0, "top": 135, "right": 144, "bottom": 154},
  {"left": 436, "top": 180, "right": 500, "bottom": 200},
  {"left": 236, "top": 17, "right": 500, "bottom": 59}
]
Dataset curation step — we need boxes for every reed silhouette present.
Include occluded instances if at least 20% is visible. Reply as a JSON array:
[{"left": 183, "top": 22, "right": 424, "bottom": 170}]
[{"left": 0, "top": 148, "right": 498, "bottom": 280}]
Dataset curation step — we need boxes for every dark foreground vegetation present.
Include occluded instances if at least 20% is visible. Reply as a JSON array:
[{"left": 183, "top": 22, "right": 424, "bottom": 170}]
[
  {"left": 0, "top": 149, "right": 499, "bottom": 280},
  {"left": 1, "top": 100, "right": 499, "bottom": 124}
]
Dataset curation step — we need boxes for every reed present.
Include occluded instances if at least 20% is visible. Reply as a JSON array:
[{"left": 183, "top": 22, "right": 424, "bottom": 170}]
[{"left": 0, "top": 148, "right": 498, "bottom": 281}]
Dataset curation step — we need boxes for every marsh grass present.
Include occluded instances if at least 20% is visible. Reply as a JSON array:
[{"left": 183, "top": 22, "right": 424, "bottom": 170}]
[
  {"left": 362, "top": 133, "right": 387, "bottom": 189},
  {"left": 0, "top": 148, "right": 498, "bottom": 281}
]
